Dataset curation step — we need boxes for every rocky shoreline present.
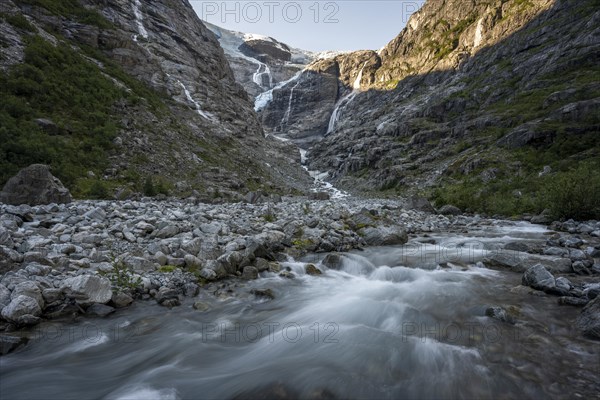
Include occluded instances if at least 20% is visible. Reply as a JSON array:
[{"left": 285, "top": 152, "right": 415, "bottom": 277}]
[{"left": 1, "top": 197, "right": 599, "bottom": 354}]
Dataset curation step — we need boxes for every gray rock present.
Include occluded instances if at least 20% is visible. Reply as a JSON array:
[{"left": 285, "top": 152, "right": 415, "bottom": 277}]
[
  {"left": 199, "top": 268, "right": 217, "bottom": 281},
  {"left": 558, "top": 297, "right": 589, "bottom": 307},
  {"left": 41, "top": 288, "right": 64, "bottom": 304},
  {"left": 156, "top": 287, "right": 180, "bottom": 306},
  {"left": 83, "top": 207, "right": 106, "bottom": 221},
  {"left": 543, "top": 247, "right": 569, "bottom": 257},
  {"left": 522, "top": 264, "right": 555, "bottom": 292},
  {"left": 555, "top": 277, "right": 572, "bottom": 292},
  {"left": 279, "top": 271, "right": 295, "bottom": 279},
  {"left": 438, "top": 205, "right": 461, "bottom": 216},
  {"left": 360, "top": 226, "right": 408, "bottom": 246},
  {"left": 11, "top": 282, "right": 44, "bottom": 309},
  {"left": 242, "top": 266, "right": 259, "bottom": 280},
  {"left": 86, "top": 304, "right": 115, "bottom": 317},
  {"left": 0, "top": 285, "right": 11, "bottom": 309},
  {"left": 111, "top": 292, "right": 133, "bottom": 308},
  {"left": 504, "top": 242, "right": 530, "bottom": 253},
  {"left": 572, "top": 261, "right": 591, "bottom": 276},
  {"left": 1, "top": 295, "right": 42, "bottom": 325},
  {"left": 251, "top": 288, "right": 275, "bottom": 300},
  {"left": 61, "top": 275, "right": 112, "bottom": 304},
  {"left": 0, "top": 335, "right": 28, "bottom": 355},
  {"left": 193, "top": 301, "right": 211, "bottom": 312},
  {"left": 485, "top": 306, "right": 515, "bottom": 324},
  {"left": 404, "top": 196, "right": 436, "bottom": 213},
  {"left": 322, "top": 253, "right": 344, "bottom": 270},
  {"left": 183, "top": 283, "right": 199, "bottom": 297},
  {"left": 576, "top": 297, "right": 600, "bottom": 339},
  {"left": 484, "top": 252, "right": 571, "bottom": 273},
  {"left": 155, "top": 225, "right": 180, "bottom": 239},
  {"left": 0, "top": 164, "right": 72, "bottom": 205},
  {"left": 305, "top": 264, "right": 322, "bottom": 276}
]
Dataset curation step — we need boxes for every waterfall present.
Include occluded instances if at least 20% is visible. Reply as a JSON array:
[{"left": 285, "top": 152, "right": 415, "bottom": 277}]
[
  {"left": 252, "top": 62, "right": 273, "bottom": 89},
  {"left": 132, "top": 0, "right": 148, "bottom": 42},
  {"left": 326, "top": 62, "right": 368, "bottom": 134},
  {"left": 280, "top": 77, "right": 302, "bottom": 130},
  {"left": 255, "top": 71, "right": 302, "bottom": 112},
  {"left": 177, "top": 81, "right": 213, "bottom": 121}
]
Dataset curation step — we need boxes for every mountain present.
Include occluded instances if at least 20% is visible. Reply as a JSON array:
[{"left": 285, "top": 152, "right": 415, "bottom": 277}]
[
  {"left": 0, "top": 0, "right": 311, "bottom": 200},
  {"left": 257, "top": 0, "right": 599, "bottom": 216}
]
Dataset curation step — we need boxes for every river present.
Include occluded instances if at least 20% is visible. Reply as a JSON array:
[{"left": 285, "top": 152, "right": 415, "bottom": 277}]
[{"left": 1, "top": 222, "right": 598, "bottom": 399}]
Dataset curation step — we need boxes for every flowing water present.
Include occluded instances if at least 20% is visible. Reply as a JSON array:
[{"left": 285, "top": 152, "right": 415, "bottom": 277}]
[{"left": 1, "top": 223, "right": 598, "bottom": 399}]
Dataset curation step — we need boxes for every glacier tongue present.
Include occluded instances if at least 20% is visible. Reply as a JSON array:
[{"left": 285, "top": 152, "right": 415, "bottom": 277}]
[{"left": 254, "top": 71, "right": 302, "bottom": 112}]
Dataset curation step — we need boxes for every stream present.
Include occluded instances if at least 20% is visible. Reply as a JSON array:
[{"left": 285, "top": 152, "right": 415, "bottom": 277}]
[{"left": 1, "top": 222, "right": 598, "bottom": 399}]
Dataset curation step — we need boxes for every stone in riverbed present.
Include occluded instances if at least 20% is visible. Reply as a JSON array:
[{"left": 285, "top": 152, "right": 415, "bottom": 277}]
[
  {"left": 0, "top": 164, "right": 72, "bottom": 205},
  {"left": 11, "top": 282, "right": 44, "bottom": 309},
  {"left": 251, "top": 288, "right": 275, "bottom": 300},
  {"left": 111, "top": 292, "right": 133, "bottom": 308},
  {"left": 484, "top": 251, "right": 571, "bottom": 273},
  {"left": 193, "top": 301, "right": 211, "bottom": 312},
  {"left": 485, "top": 306, "right": 515, "bottom": 324},
  {"left": 558, "top": 297, "right": 589, "bottom": 306},
  {"left": 242, "top": 266, "right": 259, "bottom": 280},
  {"left": 0, "top": 335, "right": 28, "bottom": 355},
  {"left": 359, "top": 226, "right": 408, "bottom": 246},
  {"left": 86, "top": 304, "right": 115, "bottom": 317},
  {"left": 576, "top": 296, "right": 600, "bottom": 339},
  {"left": 305, "top": 264, "right": 322, "bottom": 276},
  {"left": 61, "top": 275, "right": 112, "bottom": 305},
  {"left": 522, "top": 264, "right": 555, "bottom": 292},
  {"left": 0, "top": 285, "right": 11, "bottom": 308},
  {"left": 1, "top": 295, "right": 42, "bottom": 325},
  {"left": 438, "top": 205, "right": 461, "bottom": 216}
]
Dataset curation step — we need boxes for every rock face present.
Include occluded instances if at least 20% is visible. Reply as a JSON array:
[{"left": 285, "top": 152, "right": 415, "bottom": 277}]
[
  {"left": 205, "top": 22, "right": 315, "bottom": 101},
  {"left": 0, "top": 165, "right": 72, "bottom": 206},
  {"left": 256, "top": 0, "right": 599, "bottom": 195},
  {"left": 1, "top": 0, "right": 311, "bottom": 198}
]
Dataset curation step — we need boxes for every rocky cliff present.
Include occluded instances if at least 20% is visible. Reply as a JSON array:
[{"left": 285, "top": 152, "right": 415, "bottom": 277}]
[
  {"left": 258, "top": 0, "right": 599, "bottom": 214},
  {"left": 0, "top": 0, "right": 311, "bottom": 200}
]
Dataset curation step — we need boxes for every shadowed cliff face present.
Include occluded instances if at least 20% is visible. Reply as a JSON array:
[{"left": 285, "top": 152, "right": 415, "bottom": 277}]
[
  {"left": 0, "top": 0, "right": 311, "bottom": 199},
  {"left": 257, "top": 0, "right": 599, "bottom": 204}
]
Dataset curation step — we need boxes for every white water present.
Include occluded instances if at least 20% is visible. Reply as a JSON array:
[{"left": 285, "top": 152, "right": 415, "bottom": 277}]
[
  {"left": 252, "top": 61, "right": 273, "bottom": 89},
  {"left": 132, "top": 0, "right": 148, "bottom": 42},
  {"left": 280, "top": 77, "right": 303, "bottom": 130},
  {"left": 327, "top": 62, "right": 368, "bottom": 134},
  {"left": 300, "top": 149, "right": 349, "bottom": 199},
  {"left": 255, "top": 71, "right": 302, "bottom": 112},
  {"left": 177, "top": 81, "right": 214, "bottom": 121}
]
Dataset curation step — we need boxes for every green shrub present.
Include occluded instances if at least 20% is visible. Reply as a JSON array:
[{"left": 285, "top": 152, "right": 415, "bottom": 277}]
[
  {"left": 88, "top": 180, "right": 110, "bottom": 199},
  {"left": 1, "top": 13, "right": 37, "bottom": 32},
  {"left": 543, "top": 162, "right": 600, "bottom": 220},
  {"left": 143, "top": 177, "right": 156, "bottom": 197}
]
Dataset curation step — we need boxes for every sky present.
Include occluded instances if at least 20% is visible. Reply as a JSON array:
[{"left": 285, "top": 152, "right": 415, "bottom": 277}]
[{"left": 191, "top": 1, "right": 425, "bottom": 52}]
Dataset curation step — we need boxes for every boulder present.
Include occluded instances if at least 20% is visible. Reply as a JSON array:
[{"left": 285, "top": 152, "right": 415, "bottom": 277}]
[
  {"left": 11, "top": 282, "right": 44, "bottom": 309},
  {"left": 1, "top": 295, "right": 42, "bottom": 325},
  {"left": 0, "top": 335, "right": 28, "bottom": 355},
  {"left": 242, "top": 266, "right": 259, "bottom": 280},
  {"left": 484, "top": 251, "right": 571, "bottom": 273},
  {"left": 522, "top": 264, "right": 555, "bottom": 292},
  {"left": 86, "top": 304, "right": 115, "bottom": 317},
  {"left": 576, "top": 296, "right": 600, "bottom": 339},
  {"left": 305, "top": 264, "right": 322, "bottom": 276},
  {"left": 0, "top": 284, "right": 11, "bottom": 309},
  {"left": 438, "top": 205, "right": 461, "bottom": 216},
  {"left": 0, "top": 164, "right": 72, "bottom": 205},
  {"left": 404, "top": 196, "right": 436, "bottom": 213},
  {"left": 359, "top": 226, "right": 408, "bottom": 246},
  {"left": 61, "top": 275, "right": 112, "bottom": 304},
  {"left": 111, "top": 292, "right": 134, "bottom": 308}
]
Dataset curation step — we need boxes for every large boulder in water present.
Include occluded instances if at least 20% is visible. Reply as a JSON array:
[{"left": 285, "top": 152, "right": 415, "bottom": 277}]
[
  {"left": 576, "top": 296, "right": 600, "bottom": 339},
  {"left": 0, "top": 164, "right": 72, "bottom": 205}
]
